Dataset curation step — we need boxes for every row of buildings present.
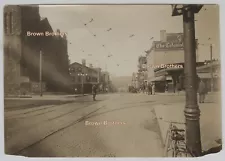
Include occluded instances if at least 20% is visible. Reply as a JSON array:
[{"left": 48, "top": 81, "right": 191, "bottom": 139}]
[
  {"left": 4, "top": 5, "right": 71, "bottom": 96},
  {"left": 131, "top": 30, "right": 220, "bottom": 93},
  {"left": 69, "top": 59, "right": 114, "bottom": 94}
]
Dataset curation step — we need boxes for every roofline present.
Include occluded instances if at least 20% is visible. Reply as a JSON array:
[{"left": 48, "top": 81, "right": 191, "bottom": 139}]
[{"left": 69, "top": 62, "right": 100, "bottom": 72}]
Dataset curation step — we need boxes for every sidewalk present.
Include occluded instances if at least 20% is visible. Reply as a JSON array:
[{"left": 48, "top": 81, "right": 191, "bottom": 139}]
[
  {"left": 154, "top": 96, "right": 222, "bottom": 153},
  {"left": 139, "top": 91, "right": 220, "bottom": 96},
  {"left": 4, "top": 94, "right": 91, "bottom": 101},
  {"left": 4, "top": 94, "right": 92, "bottom": 110}
]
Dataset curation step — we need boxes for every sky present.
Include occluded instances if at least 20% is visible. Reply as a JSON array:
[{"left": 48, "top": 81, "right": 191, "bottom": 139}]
[{"left": 39, "top": 5, "right": 220, "bottom": 77}]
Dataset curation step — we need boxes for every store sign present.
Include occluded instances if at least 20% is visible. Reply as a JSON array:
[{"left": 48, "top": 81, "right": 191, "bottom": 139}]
[
  {"left": 155, "top": 41, "right": 184, "bottom": 50},
  {"left": 155, "top": 33, "right": 183, "bottom": 50},
  {"left": 154, "top": 36, "right": 198, "bottom": 50}
]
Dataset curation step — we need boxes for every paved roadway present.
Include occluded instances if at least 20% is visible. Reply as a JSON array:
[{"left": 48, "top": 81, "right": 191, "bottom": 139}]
[{"left": 4, "top": 93, "right": 185, "bottom": 157}]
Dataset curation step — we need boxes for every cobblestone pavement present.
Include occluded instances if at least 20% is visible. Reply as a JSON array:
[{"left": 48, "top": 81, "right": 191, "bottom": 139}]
[{"left": 4, "top": 93, "right": 195, "bottom": 157}]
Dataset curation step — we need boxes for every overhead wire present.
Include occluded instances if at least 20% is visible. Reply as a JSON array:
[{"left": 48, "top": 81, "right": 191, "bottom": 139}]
[{"left": 73, "top": 11, "right": 121, "bottom": 68}]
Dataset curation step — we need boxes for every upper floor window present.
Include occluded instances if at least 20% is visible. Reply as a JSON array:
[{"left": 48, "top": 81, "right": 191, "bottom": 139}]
[
  {"left": 69, "top": 67, "right": 75, "bottom": 73},
  {"left": 4, "top": 12, "right": 13, "bottom": 34},
  {"left": 4, "top": 13, "right": 7, "bottom": 34},
  {"left": 78, "top": 76, "right": 81, "bottom": 82},
  {"left": 9, "top": 12, "right": 13, "bottom": 34},
  {"left": 76, "top": 67, "right": 82, "bottom": 72}
]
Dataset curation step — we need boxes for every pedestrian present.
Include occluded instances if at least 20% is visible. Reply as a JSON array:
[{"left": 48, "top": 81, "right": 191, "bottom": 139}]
[
  {"left": 148, "top": 83, "right": 152, "bottom": 95},
  {"left": 92, "top": 84, "right": 97, "bottom": 101},
  {"left": 198, "top": 79, "right": 206, "bottom": 103},
  {"left": 176, "top": 82, "right": 181, "bottom": 95},
  {"left": 165, "top": 83, "right": 168, "bottom": 92},
  {"left": 74, "top": 88, "right": 77, "bottom": 94},
  {"left": 152, "top": 83, "right": 155, "bottom": 95}
]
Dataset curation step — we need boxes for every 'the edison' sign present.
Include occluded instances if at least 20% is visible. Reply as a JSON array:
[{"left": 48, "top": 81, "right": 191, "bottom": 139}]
[
  {"left": 154, "top": 33, "right": 184, "bottom": 50},
  {"left": 154, "top": 41, "right": 184, "bottom": 50}
]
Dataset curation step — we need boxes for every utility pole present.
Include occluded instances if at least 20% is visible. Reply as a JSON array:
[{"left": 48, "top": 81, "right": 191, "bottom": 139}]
[
  {"left": 81, "top": 74, "right": 84, "bottom": 96},
  {"left": 210, "top": 44, "right": 213, "bottom": 92},
  {"left": 39, "top": 50, "right": 43, "bottom": 97},
  {"left": 183, "top": 7, "right": 202, "bottom": 156},
  {"left": 81, "top": 65, "right": 84, "bottom": 96}
]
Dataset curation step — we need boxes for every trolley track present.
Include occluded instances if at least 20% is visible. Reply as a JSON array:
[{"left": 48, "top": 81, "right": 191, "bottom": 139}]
[
  {"left": 5, "top": 102, "right": 99, "bottom": 136},
  {"left": 13, "top": 105, "right": 106, "bottom": 156}
]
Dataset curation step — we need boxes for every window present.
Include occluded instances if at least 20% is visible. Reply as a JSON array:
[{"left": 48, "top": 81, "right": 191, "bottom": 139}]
[
  {"left": 20, "top": 58, "right": 28, "bottom": 76},
  {"left": 4, "top": 46, "right": 9, "bottom": 57},
  {"left": 4, "top": 13, "right": 7, "bottom": 34},
  {"left": 78, "top": 76, "right": 81, "bottom": 82},
  {"left": 86, "top": 76, "right": 90, "bottom": 82},
  {"left": 77, "top": 67, "right": 82, "bottom": 72},
  {"left": 8, "top": 12, "right": 12, "bottom": 34},
  {"left": 10, "top": 12, "right": 13, "bottom": 34},
  {"left": 70, "top": 67, "right": 75, "bottom": 72}
]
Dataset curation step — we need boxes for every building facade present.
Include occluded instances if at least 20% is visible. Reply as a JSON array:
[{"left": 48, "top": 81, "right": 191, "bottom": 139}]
[
  {"left": 137, "top": 56, "right": 148, "bottom": 90},
  {"left": 101, "top": 71, "right": 110, "bottom": 92},
  {"left": 196, "top": 60, "right": 221, "bottom": 91},
  {"left": 4, "top": 5, "right": 41, "bottom": 96},
  {"left": 69, "top": 61, "right": 99, "bottom": 94},
  {"left": 4, "top": 5, "right": 70, "bottom": 96},
  {"left": 146, "top": 30, "right": 199, "bottom": 92}
]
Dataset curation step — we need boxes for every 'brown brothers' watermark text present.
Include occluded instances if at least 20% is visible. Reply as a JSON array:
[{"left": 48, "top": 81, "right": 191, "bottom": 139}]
[
  {"left": 26, "top": 31, "right": 67, "bottom": 37},
  {"left": 143, "top": 64, "right": 183, "bottom": 69},
  {"left": 85, "top": 121, "right": 126, "bottom": 126}
]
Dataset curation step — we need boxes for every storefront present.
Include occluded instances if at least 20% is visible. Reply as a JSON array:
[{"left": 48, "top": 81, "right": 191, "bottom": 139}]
[
  {"left": 197, "top": 61, "right": 220, "bottom": 91},
  {"left": 146, "top": 30, "right": 199, "bottom": 93}
]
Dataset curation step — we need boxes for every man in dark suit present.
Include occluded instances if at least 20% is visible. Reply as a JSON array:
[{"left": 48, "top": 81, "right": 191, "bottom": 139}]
[
  {"left": 92, "top": 84, "right": 97, "bottom": 101},
  {"left": 198, "top": 79, "right": 206, "bottom": 103}
]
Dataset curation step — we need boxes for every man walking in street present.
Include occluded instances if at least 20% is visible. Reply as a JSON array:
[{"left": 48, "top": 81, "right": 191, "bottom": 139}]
[
  {"left": 92, "top": 84, "right": 97, "bottom": 101},
  {"left": 148, "top": 82, "right": 152, "bottom": 95},
  {"left": 74, "top": 88, "right": 78, "bottom": 94},
  {"left": 176, "top": 82, "right": 181, "bottom": 95},
  {"left": 198, "top": 79, "right": 206, "bottom": 103}
]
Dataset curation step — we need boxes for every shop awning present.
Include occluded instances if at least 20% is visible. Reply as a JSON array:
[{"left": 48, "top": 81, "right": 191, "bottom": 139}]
[
  {"left": 166, "top": 76, "right": 173, "bottom": 81},
  {"left": 198, "top": 73, "right": 210, "bottom": 79},
  {"left": 149, "top": 76, "right": 166, "bottom": 82}
]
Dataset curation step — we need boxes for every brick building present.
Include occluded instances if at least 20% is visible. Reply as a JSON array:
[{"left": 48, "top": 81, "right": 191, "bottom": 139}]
[
  {"left": 69, "top": 60, "right": 99, "bottom": 94},
  {"left": 39, "top": 19, "right": 70, "bottom": 92},
  {"left": 4, "top": 5, "right": 41, "bottom": 96},
  {"left": 4, "top": 5, "right": 70, "bottom": 96}
]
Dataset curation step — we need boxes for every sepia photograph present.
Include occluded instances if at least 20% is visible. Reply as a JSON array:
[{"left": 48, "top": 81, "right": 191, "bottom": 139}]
[{"left": 3, "top": 4, "right": 222, "bottom": 157}]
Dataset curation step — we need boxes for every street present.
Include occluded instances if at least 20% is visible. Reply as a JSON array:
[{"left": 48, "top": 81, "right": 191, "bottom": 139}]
[{"left": 4, "top": 93, "right": 187, "bottom": 157}]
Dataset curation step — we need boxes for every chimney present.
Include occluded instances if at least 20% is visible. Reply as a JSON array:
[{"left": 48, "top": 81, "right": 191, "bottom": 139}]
[
  {"left": 82, "top": 59, "right": 86, "bottom": 66},
  {"left": 160, "top": 30, "right": 167, "bottom": 42}
]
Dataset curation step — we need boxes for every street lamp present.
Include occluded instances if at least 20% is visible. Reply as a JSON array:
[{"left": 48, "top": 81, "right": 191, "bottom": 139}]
[
  {"left": 78, "top": 73, "right": 88, "bottom": 95},
  {"left": 172, "top": 4, "right": 203, "bottom": 156},
  {"left": 39, "top": 50, "right": 43, "bottom": 97}
]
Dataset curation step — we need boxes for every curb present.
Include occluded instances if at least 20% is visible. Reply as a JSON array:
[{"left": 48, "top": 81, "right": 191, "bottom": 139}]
[
  {"left": 153, "top": 104, "right": 222, "bottom": 153},
  {"left": 151, "top": 108, "right": 165, "bottom": 148},
  {"left": 153, "top": 107, "right": 167, "bottom": 147}
]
